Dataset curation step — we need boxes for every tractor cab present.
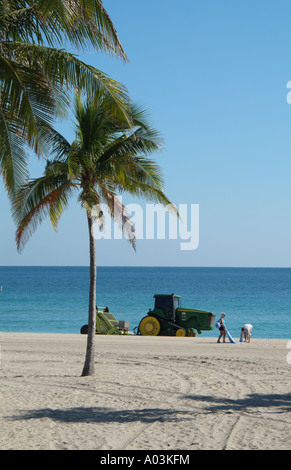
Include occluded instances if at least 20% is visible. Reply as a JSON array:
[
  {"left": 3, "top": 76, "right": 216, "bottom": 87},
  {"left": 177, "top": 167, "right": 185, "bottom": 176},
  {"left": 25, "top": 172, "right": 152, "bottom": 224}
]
[{"left": 153, "top": 294, "right": 180, "bottom": 321}]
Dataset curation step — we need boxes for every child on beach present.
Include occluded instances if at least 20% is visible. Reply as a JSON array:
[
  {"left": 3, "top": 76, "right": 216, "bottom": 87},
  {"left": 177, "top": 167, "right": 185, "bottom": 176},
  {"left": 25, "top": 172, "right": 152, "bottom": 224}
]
[{"left": 217, "top": 313, "right": 226, "bottom": 343}]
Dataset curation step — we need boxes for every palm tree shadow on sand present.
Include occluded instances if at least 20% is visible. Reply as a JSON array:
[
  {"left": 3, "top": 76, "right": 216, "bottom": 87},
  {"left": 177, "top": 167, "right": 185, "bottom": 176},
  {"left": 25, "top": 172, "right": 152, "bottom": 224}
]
[
  {"left": 8, "top": 407, "right": 192, "bottom": 424},
  {"left": 183, "top": 393, "right": 291, "bottom": 413},
  {"left": 7, "top": 393, "right": 291, "bottom": 424}
]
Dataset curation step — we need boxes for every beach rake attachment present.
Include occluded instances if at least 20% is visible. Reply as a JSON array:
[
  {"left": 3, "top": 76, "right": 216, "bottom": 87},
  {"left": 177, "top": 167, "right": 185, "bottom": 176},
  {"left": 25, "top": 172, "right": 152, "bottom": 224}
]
[{"left": 80, "top": 307, "right": 130, "bottom": 335}]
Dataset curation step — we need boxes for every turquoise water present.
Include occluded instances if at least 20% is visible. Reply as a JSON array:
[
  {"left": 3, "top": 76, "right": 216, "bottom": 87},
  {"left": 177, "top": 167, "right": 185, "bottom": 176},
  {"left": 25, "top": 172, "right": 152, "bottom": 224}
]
[{"left": 0, "top": 266, "right": 290, "bottom": 339}]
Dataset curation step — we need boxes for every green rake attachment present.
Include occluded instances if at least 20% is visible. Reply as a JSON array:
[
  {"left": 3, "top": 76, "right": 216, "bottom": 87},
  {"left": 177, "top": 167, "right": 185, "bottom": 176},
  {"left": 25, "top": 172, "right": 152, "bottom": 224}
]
[{"left": 80, "top": 307, "right": 130, "bottom": 335}]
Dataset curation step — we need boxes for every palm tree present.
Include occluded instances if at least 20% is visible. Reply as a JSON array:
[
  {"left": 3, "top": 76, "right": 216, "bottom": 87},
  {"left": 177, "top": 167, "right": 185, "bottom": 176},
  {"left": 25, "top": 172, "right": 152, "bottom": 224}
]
[
  {"left": 13, "top": 88, "right": 177, "bottom": 376},
  {"left": 0, "top": 0, "right": 129, "bottom": 198}
]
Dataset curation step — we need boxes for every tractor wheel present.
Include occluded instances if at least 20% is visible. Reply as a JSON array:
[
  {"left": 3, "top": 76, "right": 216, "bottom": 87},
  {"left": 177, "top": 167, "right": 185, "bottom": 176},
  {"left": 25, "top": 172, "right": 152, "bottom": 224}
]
[
  {"left": 175, "top": 328, "right": 186, "bottom": 337},
  {"left": 80, "top": 324, "right": 88, "bottom": 334},
  {"left": 139, "top": 316, "right": 161, "bottom": 336}
]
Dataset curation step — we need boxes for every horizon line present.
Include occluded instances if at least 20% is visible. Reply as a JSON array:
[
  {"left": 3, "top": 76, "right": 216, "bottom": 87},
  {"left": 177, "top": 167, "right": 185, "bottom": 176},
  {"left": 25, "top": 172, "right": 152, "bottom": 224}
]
[{"left": 0, "top": 265, "right": 291, "bottom": 269}]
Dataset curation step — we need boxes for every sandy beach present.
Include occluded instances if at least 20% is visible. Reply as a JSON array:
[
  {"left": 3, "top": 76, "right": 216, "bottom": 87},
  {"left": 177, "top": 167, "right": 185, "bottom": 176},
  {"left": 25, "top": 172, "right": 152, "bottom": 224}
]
[{"left": 0, "top": 332, "right": 290, "bottom": 450}]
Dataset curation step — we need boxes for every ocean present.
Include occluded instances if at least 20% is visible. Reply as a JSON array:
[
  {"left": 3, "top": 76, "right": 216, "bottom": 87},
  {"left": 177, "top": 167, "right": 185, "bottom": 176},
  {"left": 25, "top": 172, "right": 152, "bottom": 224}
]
[{"left": 0, "top": 266, "right": 290, "bottom": 339}]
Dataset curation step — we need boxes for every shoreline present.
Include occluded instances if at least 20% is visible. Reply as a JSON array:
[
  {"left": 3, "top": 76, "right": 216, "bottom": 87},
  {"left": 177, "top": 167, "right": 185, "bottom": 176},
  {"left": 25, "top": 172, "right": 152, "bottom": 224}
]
[
  {"left": 1, "top": 332, "right": 290, "bottom": 450},
  {"left": 0, "top": 331, "right": 290, "bottom": 342}
]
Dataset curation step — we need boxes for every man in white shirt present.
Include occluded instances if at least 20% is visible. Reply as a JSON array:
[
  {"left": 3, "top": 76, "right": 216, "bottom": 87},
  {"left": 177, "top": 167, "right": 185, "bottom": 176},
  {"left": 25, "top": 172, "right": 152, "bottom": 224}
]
[{"left": 240, "top": 324, "right": 253, "bottom": 343}]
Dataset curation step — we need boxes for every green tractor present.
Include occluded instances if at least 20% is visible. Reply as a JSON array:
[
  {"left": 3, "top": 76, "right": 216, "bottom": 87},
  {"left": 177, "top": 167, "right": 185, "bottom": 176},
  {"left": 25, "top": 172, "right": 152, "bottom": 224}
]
[{"left": 138, "top": 294, "right": 215, "bottom": 337}]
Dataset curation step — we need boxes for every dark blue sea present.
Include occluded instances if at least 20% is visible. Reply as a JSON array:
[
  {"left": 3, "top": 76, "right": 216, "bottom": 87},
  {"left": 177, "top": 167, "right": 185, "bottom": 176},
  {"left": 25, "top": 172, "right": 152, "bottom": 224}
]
[{"left": 0, "top": 267, "right": 290, "bottom": 339}]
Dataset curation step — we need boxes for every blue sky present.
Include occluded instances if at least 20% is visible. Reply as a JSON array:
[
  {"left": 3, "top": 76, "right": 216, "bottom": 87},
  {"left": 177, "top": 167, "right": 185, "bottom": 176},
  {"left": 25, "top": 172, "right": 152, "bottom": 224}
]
[{"left": 1, "top": 0, "right": 291, "bottom": 266}]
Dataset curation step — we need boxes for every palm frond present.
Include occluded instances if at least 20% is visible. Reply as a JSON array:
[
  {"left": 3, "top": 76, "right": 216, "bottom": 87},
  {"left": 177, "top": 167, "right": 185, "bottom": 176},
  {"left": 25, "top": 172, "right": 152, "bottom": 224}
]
[
  {"left": 0, "top": 101, "right": 29, "bottom": 195},
  {"left": 95, "top": 186, "right": 136, "bottom": 251},
  {"left": 0, "top": 53, "right": 56, "bottom": 145},
  {"left": 12, "top": 161, "right": 75, "bottom": 251},
  {"left": 2, "top": 42, "right": 130, "bottom": 114},
  {"left": 0, "top": 0, "right": 128, "bottom": 60}
]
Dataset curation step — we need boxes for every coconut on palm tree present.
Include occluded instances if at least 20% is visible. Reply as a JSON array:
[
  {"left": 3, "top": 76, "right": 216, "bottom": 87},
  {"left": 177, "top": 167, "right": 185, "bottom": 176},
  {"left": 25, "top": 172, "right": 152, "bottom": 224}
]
[
  {"left": 13, "top": 88, "right": 177, "bottom": 376},
  {"left": 0, "top": 0, "right": 129, "bottom": 197}
]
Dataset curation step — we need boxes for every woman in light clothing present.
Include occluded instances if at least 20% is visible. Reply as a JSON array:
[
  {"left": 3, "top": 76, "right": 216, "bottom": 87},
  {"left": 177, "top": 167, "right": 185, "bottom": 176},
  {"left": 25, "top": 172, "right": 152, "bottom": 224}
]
[{"left": 240, "top": 324, "right": 253, "bottom": 343}]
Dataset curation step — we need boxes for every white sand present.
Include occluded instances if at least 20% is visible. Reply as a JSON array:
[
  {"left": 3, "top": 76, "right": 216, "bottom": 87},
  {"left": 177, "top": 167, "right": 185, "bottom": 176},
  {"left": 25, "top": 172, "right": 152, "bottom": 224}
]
[{"left": 0, "top": 332, "right": 290, "bottom": 450}]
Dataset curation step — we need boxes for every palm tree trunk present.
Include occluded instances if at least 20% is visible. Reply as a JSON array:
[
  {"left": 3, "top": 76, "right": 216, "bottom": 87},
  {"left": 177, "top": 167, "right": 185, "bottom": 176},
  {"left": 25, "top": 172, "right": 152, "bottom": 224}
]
[{"left": 81, "top": 212, "right": 97, "bottom": 376}]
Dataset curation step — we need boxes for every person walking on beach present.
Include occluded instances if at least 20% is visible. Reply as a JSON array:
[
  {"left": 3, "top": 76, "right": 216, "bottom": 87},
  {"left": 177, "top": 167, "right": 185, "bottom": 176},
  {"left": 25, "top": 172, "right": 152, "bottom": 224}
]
[
  {"left": 240, "top": 324, "right": 253, "bottom": 343},
  {"left": 217, "top": 313, "right": 226, "bottom": 343}
]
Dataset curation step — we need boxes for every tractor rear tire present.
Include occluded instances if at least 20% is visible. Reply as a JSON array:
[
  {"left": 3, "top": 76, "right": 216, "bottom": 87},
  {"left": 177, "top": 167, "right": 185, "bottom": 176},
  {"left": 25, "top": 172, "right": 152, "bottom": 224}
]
[
  {"left": 139, "top": 316, "right": 161, "bottom": 336},
  {"left": 175, "top": 328, "right": 186, "bottom": 337}
]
